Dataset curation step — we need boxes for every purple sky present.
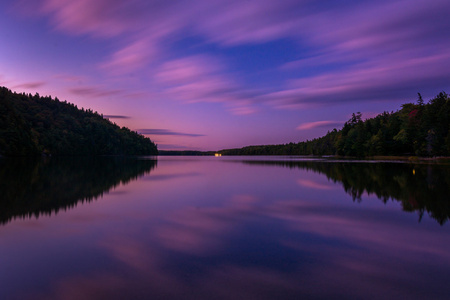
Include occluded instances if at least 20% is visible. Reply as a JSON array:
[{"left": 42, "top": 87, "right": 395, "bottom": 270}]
[{"left": 1, "top": 0, "right": 449, "bottom": 150}]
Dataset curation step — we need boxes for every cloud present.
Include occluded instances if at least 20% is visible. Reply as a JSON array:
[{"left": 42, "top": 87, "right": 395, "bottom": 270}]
[
  {"left": 155, "top": 55, "right": 260, "bottom": 114},
  {"left": 103, "top": 115, "right": 130, "bottom": 119},
  {"left": 38, "top": 0, "right": 134, "bottom": 37},
  {"left": 100, "top": 38, "right": 159, "bottom": 74},
  {"left": 269, "top": 51, "right": 450, "bottom": 108},
  {"left": 156, "top": 144, "right": 190, "bottom": 150},
  {"left": 68, "top": 86, "right": 122, "bottom": 98},
  {"left": 11, "top": 0, "right": 450, "bottom": 111},
  {"left": 138, "top": 129, "right": 205, "bottom": 137},
  {"left": 191, "top": 0, "right": 310, "bottom": 46},
  {"left": 12, "top": 81, "right": 46, "bottom": 89},
  {"left": 296, "top": 121, "right": 343, "bottom": 131},
  {"left": 53, "top": 74, "right": 85, "bottom": 83},
  {"left": 24, "top": 0, "right": 305, "bottom": 45},
  {"left": 268, "top": 0, "right": 450, "bottom": 107}
]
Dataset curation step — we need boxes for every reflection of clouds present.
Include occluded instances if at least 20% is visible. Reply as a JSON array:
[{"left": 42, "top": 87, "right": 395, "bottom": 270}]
[
  {"left": 266, "top": 199, "right": 450, "bottom": 258},
  {"left": 143, "top": 172, "right": 201, "bottom": 181},
  {"left": 260, "top": 199, "right": 450, "bottom": 299},
  {"left": 21, "top": 192, "right": 450, "bottom": 299},
  {"left": 100, "top": 236, "right": 155, "bottom": 272},
  {"left": 50, "top": 237, "right": 188, "bottom": 300},
  {"left": 297, "top": 178, "right": 334, "bottom": 190},
  {"left": 50, "top": 273, "right": 127, "bottom": 300},
  {"left": 198, "top": 266, "right": 301, "bottom": 299},
  {"left": 156, "top": 194, "right": 258, "bottom": 254}
]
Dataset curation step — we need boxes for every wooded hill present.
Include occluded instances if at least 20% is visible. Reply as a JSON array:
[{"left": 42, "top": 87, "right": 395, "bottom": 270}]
[
  {"left": 0, "top": 86, "right": 157, "bottom": 156},
  {"left": 219, "top": 92, "right": 450, "bottom": 157}
]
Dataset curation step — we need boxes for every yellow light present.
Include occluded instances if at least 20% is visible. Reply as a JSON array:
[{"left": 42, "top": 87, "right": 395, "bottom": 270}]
[
  {"left": 413, "top": 169, "right": 415, "bottom": 175},
  {"left": 214, "top": 153, "right": 222, "bottom": 157}
]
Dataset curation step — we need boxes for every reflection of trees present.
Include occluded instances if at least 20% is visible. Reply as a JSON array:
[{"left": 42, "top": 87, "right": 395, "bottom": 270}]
[
  {"left": 242, "top": 160, "right": 450, "bottom": 225},
  {"left": 0, "top": 157, "right": 157, "bottom": 225}
]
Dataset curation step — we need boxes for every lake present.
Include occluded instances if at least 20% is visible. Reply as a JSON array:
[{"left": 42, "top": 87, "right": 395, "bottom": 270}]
[{"left": 1, "top": 156, "right": 450, "bottom": 299}]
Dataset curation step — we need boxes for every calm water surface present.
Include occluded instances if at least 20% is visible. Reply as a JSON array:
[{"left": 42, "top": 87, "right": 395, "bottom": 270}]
[{"left": 1, "top": 156, "right": 450, "bottom": 299}]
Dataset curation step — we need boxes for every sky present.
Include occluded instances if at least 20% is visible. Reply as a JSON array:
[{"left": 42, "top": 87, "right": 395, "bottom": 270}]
[{"left": 1, "top": 0, "right": 449, "bottom": 151}]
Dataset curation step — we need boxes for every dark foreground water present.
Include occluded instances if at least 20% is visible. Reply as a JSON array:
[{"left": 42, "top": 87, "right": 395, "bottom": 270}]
[{"left": 1, "top": 156, "right": 450, "bottom": 299}]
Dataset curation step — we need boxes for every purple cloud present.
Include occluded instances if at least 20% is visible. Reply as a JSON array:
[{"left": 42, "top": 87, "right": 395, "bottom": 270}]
[
  {"left": 12, "top": 81, "right": 46, "bottom": 89},
  {"left": 100, "top": 38, "right": 159, "bottom": 74},
  {"left": 270, "top": 0, "right": 450, "bottom": 107},
  {"left": 138, "top": 129, "right": 205, "bottom": 137},
  {"left": 297, "top": 121, "right": 343, "bottom": 131},
  {"left": 157, "top": 144, "right": 191, "bottom": 150},
  {"left": 155, "top": 55, "right": 259, "bottom": 114},
  {"left": 53, "top": 74, "right": 85, "bottom": 83},
  {"left": 68, "top": 86, "right": 122, "bottom": 98},
  {"left": 10, "top": 0, "right": 450, "bottom": 117},
  {"left": 38, "top": 0, "right": 134, "bottom": 37},
  {"left": 273, "top": 53, "right": 450, "bottom": 108},
  {"left": 103, "top": 115, "right": 130, "bottom": 119}
]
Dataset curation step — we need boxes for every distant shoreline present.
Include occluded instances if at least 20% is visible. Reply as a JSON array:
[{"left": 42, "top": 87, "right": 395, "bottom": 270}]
[{"left": 157, "top": 151, "right": 450, "bottom": 162}]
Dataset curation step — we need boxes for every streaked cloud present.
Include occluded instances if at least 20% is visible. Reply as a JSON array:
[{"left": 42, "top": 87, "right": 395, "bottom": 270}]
[
  {"left": 12, "top": 81, "right": 46, "bottom": 89},
  {"left": 297, "top": 121, "right": 343, "bottom": 131},
  {"left": 6, "top": 0, "right": 450, "bottom": 149},
  {"left": 155, "top": 55, "right": 259, "bottom": 114},
  {"left": 53, "top": 74, "right": 86, "bottom": 83},
  {"left": 270, "top": 52, "right": 450, "bottom": 108},
  {"left": 138, "top": 129, "right": 205, "bottom": 137},
  {"left": 100, "top": 38, "right": 159, "bottom": 74},
  {"left": 156, "top": 144, "right": 190, "bottom": 150},
  {"left": 13, "top": 0, "right": 450, "bottom": 107},
  {"left": 103, "top": 115, "right": 130, "bottom": 119},
  {"left": 39, "top": 0, "right": 133, "bottom": 37},
  {"left": 68, "top": 86, "right": 122, "bottom": 98}
]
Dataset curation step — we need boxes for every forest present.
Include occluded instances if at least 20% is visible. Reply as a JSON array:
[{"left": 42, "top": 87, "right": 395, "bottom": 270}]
[
  {"left": 219, "top": 92, "right": 450, "bottom": 157},
  {"left": 0, "top": 86, "right": 157, "bottom": 156}
]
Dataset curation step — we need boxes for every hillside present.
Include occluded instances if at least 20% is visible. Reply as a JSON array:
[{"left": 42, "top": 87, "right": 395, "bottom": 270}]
[
  {"left": 219, "top": 92, "right": 450, "bottom": 157},
  {"left": 0, "top": 86, "right": 157, "bottom": 156}
]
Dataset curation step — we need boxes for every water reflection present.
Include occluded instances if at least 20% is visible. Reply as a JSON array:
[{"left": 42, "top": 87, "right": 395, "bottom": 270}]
[
  {"left": 1, "top": 157, "right": 450, "bottom": 299},
  {"left": 0, "top": 156, "right": 157, "bottom": 225},
  {"left": 242, "top": 160, "right": 450, "bottom": 225}
]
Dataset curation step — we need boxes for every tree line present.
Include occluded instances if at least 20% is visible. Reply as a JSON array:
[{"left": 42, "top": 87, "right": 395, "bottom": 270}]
[
  {"left": 0, "top": 86, "right": 157, "bottom": 156},
  {"left": 219, "top": 92, "right": 450, "bottom": 157}
]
